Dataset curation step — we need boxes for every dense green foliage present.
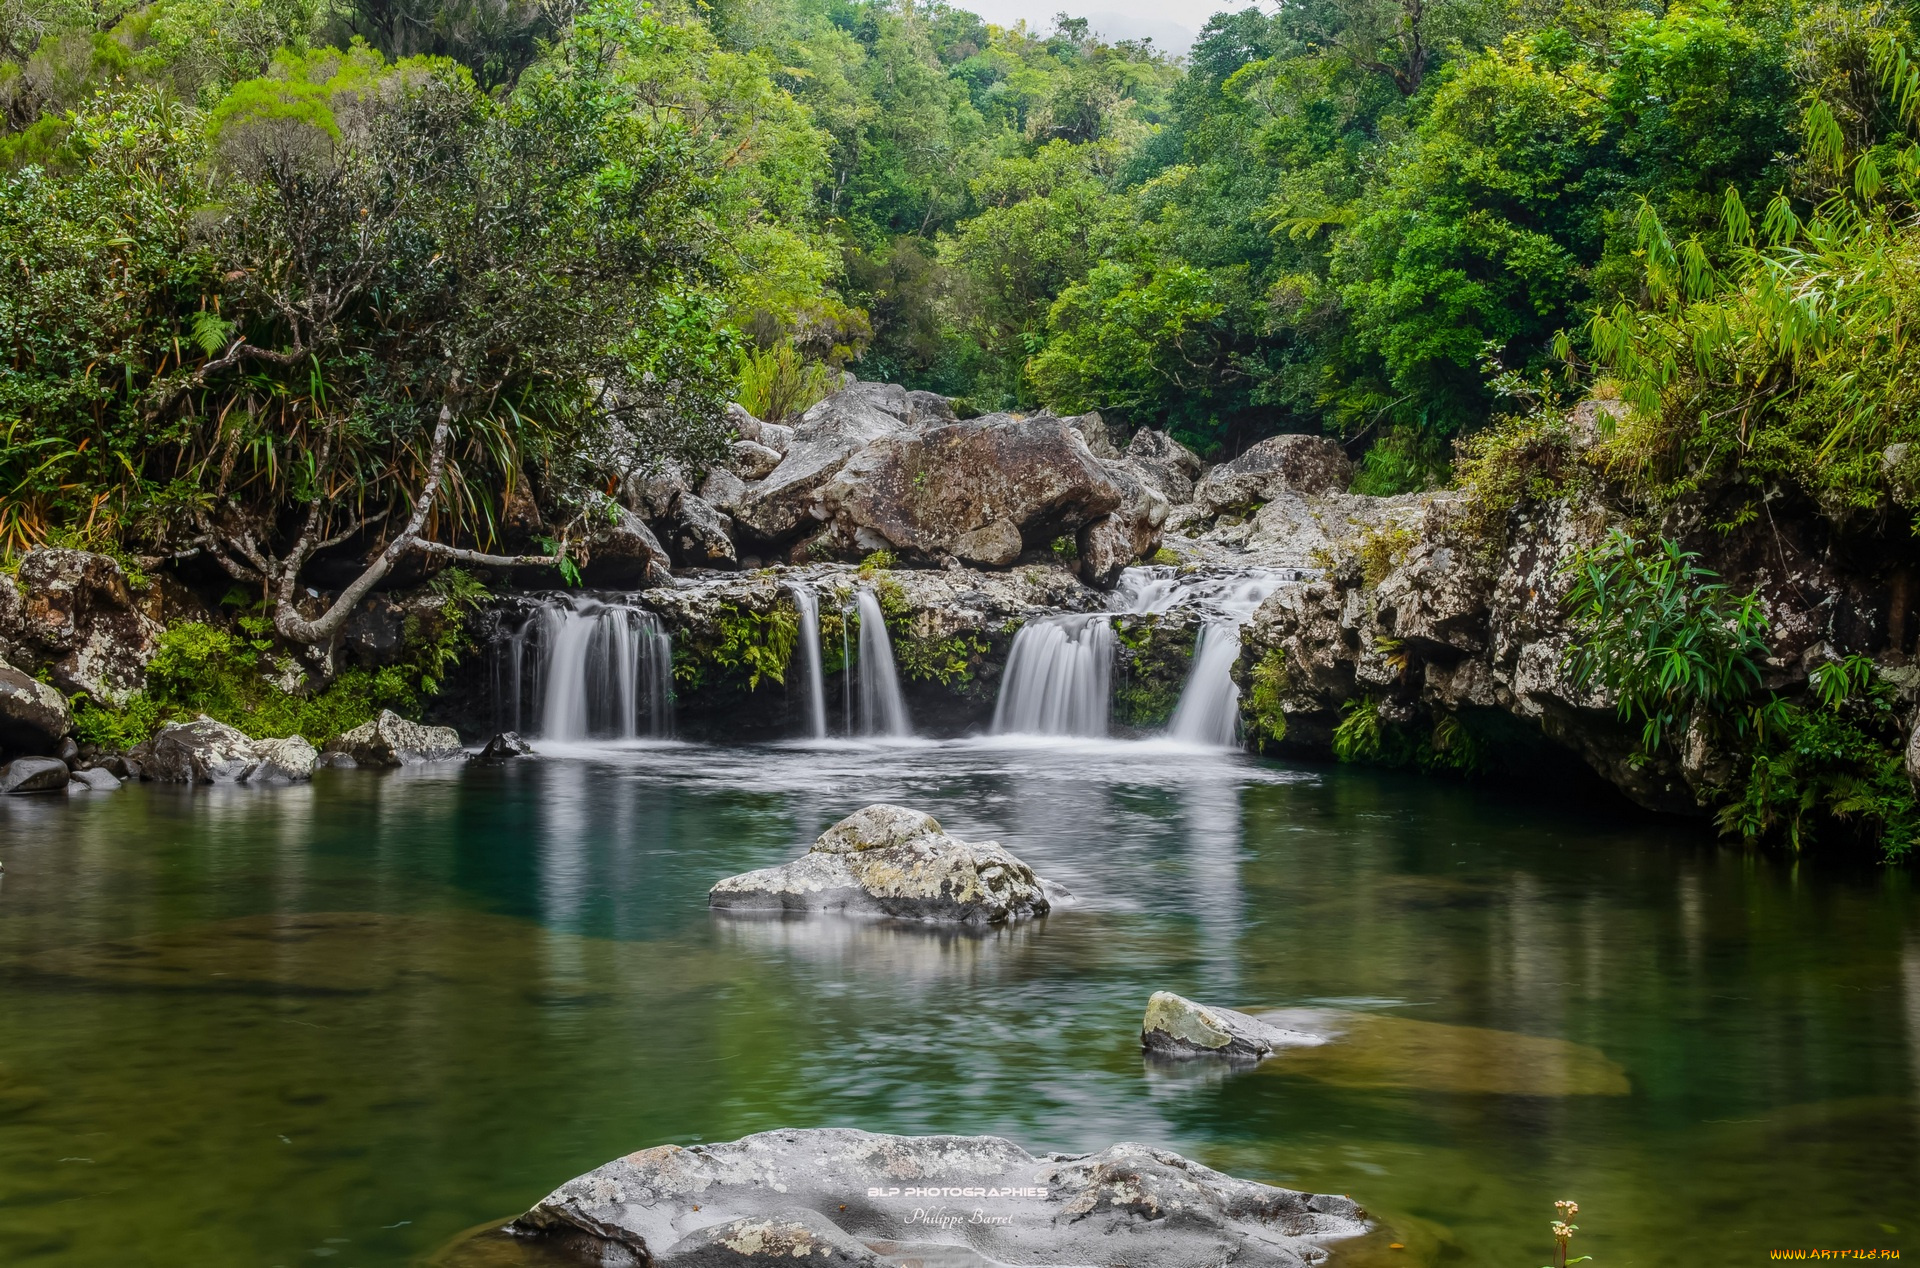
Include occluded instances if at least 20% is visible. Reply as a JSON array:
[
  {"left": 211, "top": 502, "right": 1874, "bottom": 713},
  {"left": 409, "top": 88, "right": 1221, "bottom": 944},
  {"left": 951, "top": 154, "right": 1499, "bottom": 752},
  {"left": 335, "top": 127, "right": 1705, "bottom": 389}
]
[{"left": 1562, "top": 532, "right": 1916, "bottom": 859}]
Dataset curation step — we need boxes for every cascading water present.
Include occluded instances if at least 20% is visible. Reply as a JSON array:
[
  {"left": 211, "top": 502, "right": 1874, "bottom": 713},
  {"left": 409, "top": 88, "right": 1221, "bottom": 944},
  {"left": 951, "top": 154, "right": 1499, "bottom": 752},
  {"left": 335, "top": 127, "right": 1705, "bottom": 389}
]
[
  {"left": 1122, "top": 566, "right": 1300, "bottom": 749},
  {"left": 785, "top": 582, "right": 829, "bottom": 740},
  {"left": 1165, "top": 622, "right": 1245, "bottom": 746},
  {"left": 992, "top": 614, "right": 1115, "bottom": 736},
  {"left": 854, "top": 589, "right": 912, "bottom": 738},
  {"left": 496, "top": 595, "right": 673, "bottom": 741}
]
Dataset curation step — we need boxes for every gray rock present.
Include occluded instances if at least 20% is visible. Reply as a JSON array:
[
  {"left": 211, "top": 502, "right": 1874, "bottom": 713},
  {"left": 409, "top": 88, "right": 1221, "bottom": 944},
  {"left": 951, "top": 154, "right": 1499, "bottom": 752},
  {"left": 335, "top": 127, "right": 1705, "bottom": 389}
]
[
  {"left": 69, "top": 766, "right": 122, "bottom": 791},
  {"left": 626, "top": 461, "right": 693, "bottom": 521},
  {"left": 1077, "top": 514, "right": 1136, "bottom": 589},
  {"left": 951, "top": 519, "right": 1023, "bottom": 568},
  {"left": 1125, "top": 429, "right": 1205, "bottom": 504},
  {"left": 1141, "top": 991, "right": 1326, "bottom": 1060},
  {"left": 138, "top": 716, "right": 260, "bottom": 783},
  {"left": 1066, "top": 409, "right": 1125, "bottom": 460},
  {"left": 655, "top": 1208, "right": 886, "bottom": 1267},
  {"left": 673, "top": 493, "right": 738, "bottom": 568},
  {"left": 324, "top": 710, "right": 462, "bottom": 767},
  {"left": 1907, "top": 715, "right": 1919, "bottom": 789},
  {"left": 728, "top": 439, "right": 784, "bottom": 481},
  {"left": 16, "top": 548, "right": 164, "bottom": 705},
  {"left": 1192, "top": 435, "right": 1352, "bottom": 519},
  {"left": 758, "top": 421, "right": 794, "bottom": 455},
  {"left": 0, "top": 756, "right": 69, "bottom": 795},
  {"left": 814, "top": 413, "right": 1123, "bottom": 564},
  {"left": 726, "top": 401, "right": 769, "bottom": 445},
  {"left": 511, "top": 1127, "right": 1369, "bottom": 1268},
  {"left": 700, "top": 468, "right": 751, "bottom": 517},
  {"left": 471, "top": 731, "right": 533, "bottom": 765},
  {"left": 0, "top": 664, "right": 72, "bottom": 756},
  {"left": 710, "top": 803, "right": 1051, "bottom": 923},
  {"left": 905, "top": 389, "right": 957, "bottom": 427},
  {"left": 585, "top": 505, "right": 675, "bottom": 590},
  {"left": 732, "top": 388, "right": 914, "bottom": 544},
  {"left": 247, "top": 735, "right": 318, "bottom": 784}
]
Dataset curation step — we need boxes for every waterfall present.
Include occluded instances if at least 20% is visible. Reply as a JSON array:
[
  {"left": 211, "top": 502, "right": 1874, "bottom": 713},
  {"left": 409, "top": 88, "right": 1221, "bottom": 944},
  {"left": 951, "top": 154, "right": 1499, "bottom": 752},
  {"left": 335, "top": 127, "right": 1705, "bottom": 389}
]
[
  {"left": 854, "top": 589, "right": 912, "bottom": 738},
  {"left": 1166, "top": 621, "right": 1244, "bottom": 747},
  {"left": 500, "top": 595, "right": 673, "bottom": 741},
  {"left": 992, "top": 614, "right": 1115, "bottom": 736},
  {"left": 785, "top": 582, "right": 828, "bottom": 740}
]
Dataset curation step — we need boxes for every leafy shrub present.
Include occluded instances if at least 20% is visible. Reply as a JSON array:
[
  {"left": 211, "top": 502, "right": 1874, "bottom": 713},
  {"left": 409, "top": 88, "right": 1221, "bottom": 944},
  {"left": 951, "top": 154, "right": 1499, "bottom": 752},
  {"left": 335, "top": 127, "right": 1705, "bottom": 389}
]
[
  {"left": 737, "top": 342, "right": 836, "bottom": 424},
  {"left": 1242, "top": 648, "right": 1289, "bottom": 752},
  {"left": 708, "top": 603, "right": 798, "bottom": 689}
]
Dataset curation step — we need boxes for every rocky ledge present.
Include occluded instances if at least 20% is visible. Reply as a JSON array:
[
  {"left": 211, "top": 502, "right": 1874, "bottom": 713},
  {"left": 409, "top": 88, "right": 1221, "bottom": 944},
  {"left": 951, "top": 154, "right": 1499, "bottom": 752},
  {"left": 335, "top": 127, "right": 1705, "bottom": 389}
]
[
  {"left": 509, "top": 1127, "right": 1368, "bottom": 1267},
  {"left": 709, "top": 804, "right": 1054, "bottom": 924}
]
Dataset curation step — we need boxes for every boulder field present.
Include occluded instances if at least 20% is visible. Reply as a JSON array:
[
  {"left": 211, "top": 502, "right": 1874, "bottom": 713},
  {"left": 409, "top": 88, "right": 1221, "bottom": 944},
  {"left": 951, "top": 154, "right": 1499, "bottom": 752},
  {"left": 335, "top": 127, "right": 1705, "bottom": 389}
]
[{"left": 508, "top": 1127, "right": 1370, "bottom": 1267}]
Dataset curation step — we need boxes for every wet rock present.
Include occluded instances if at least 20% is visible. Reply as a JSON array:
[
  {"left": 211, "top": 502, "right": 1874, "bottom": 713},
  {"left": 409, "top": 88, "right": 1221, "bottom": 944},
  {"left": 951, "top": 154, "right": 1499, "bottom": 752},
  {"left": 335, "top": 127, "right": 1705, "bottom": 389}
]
[
  {"left": 471, "top": 731, "right": 533, "bottom": 765},
  {"left": 15, "top": 548, "right": 163, "bottom": 705},
  {"left": 710, "top": 803, "right": 1051, "bottom": 923},
  {"left": 511, "top": 1127, "right": 1369, "bottom": 1268},
  {"left": 815, "top": 413, "right": 1124, "bottom": 564},
  {"left": 136, "top": 716, "right": 260, "bottom": 784},
  {"left": 324, "top": 709, "right": 463, "bottom": 767},
  {"left": 732, "top": 387, "right": 914, "bottom": 544},
  {"left": 69, "top": 765, "right": 122, "bottom": 791},
  {"left": 1141, "top": 991, "right": 1325, "bottom": 1060},
  {"left": 728, "top": 439, "right": 784, "bottom": 481},
  {"left": 0, "top": 756, "right": 69, "bottom": 795},
  {"left": 248, "top": 735, "right": 318, "bottom": 784},
  {"left": 584, "top": 505, "right": 674, "bottom": 590},
  {"left": 0, "top": 664, "right": 72, "bottom": 756},
  {"left": 1192, "top": 435, "right": 1352, "bottom": 520},
  {"left": 655, "top": 1208, "right": 886, "bottom": 1267}
]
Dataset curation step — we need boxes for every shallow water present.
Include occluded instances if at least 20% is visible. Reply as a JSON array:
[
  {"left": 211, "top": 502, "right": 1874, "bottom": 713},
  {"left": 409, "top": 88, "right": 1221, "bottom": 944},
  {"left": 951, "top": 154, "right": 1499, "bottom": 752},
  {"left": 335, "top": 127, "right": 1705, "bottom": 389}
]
[{"left": 0, "top": 740, "right": 1915, "bottom": 1267}]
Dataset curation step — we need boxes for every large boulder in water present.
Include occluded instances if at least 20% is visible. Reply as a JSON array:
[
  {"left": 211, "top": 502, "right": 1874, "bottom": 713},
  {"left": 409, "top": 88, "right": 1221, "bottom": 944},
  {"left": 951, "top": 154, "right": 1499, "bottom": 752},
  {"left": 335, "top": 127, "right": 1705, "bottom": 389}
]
[
  {"left": 134, "top": 716, "right": 263, "bottom": 783},
  {"left": 709, "top": 803, "right": 1052, "bottom": 923},
  {"left": 0, "top": 664, "right": 72, "bottom": 756},
  {"left": 1, "top": 756, "right": 70, "bottom": 795},
  {"left": 323, "top": 709, "right": 462, "bottom": 767},
  {"left": 510, "top": 1127, "right": 1370, "bottom": 1267},
  {"left": 815, "top": 413, "right": 1126, "bottom": 564},
  {"left": 1142, "top": 991, "right": 1328, "bottom": 1060}
]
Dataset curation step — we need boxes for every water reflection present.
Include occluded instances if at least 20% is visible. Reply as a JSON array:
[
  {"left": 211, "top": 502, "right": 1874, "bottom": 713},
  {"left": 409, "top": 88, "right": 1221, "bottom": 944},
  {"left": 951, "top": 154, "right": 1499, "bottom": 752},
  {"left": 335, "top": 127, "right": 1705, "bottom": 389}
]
[{"left": 0, "top": 746, "right": 1914, "bottom": 1268}]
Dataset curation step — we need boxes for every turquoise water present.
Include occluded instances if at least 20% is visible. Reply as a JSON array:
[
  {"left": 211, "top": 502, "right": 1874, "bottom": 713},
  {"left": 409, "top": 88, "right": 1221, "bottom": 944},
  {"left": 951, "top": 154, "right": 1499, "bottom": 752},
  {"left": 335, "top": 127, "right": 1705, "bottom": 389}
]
[{"left": 0, "top": 739, "right": 1914, "bottom": 1267}]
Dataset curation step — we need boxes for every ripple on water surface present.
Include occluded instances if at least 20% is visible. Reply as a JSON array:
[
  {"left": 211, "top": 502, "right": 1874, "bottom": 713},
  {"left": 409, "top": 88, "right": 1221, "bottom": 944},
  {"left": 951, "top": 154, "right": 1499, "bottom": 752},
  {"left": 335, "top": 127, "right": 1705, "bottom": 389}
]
[{"left": 0, "top": 738, "right": 1915, "bottom": 1268}]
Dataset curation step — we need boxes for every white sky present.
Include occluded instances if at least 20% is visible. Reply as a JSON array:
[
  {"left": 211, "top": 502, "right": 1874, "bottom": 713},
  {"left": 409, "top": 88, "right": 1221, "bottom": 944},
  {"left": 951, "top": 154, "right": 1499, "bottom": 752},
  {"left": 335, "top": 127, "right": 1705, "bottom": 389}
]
[{"left": 960, "top": 0, "right": 1269, "bottom": 53}]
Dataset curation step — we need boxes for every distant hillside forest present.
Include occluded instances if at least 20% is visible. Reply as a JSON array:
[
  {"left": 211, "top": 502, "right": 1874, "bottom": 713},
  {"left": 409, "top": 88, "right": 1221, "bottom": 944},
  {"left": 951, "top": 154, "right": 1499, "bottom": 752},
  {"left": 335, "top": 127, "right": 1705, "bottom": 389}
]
[{"left": 6, "top": 0, "right": 1920, "bottom": 548}]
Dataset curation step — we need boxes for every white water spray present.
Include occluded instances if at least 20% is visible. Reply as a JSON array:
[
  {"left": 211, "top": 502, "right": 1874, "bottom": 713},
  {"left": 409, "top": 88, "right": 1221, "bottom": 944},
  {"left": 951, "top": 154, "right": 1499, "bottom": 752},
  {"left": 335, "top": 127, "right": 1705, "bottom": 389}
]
[
  {"left": 785, "top": 582, "right": 829, "bottom": 740},
  {"left": 1122, "top": 566, "right": 1298, "bottom": 749},
  {"left": 498, "top": 595, "right": 673, "bottom": 741},
  {"left": 1166, "top": 622, "right": 1245, "bottom": 746},
  {"left": 992, "top": 614, "right": 1115, "bottom": 736},
  {"left": 854, "top": 589, "right": 912, "bottom": 738}
]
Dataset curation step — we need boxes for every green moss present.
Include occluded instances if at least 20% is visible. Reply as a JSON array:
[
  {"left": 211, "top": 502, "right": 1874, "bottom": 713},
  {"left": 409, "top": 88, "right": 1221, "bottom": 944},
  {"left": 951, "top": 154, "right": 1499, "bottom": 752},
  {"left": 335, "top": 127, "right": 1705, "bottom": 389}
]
[
  {"left": 1113, "top": 615, "right": 1196, "bottom": 729},
  {"left": 69, "top": 570, "right": 487, "bottom": 750},
  {"left": 707, "top": 602, "right": 798, "bottom": 690},
  {"left": 1149, "top": 547, "right": 1180, "bottom": 566},
  {"left": 894, "top": 633, "right": 988, "bottom": 686},
  {"left": 1243, "top": 648, "right": 1289, "bottom": 752}
]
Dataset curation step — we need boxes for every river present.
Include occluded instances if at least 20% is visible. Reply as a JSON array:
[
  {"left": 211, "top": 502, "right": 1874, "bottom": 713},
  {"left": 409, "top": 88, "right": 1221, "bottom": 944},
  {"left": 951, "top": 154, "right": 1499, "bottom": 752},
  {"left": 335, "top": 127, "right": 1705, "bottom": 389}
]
[{"left": 1, "top": 739, "right": 1914, "bottom": 1266}]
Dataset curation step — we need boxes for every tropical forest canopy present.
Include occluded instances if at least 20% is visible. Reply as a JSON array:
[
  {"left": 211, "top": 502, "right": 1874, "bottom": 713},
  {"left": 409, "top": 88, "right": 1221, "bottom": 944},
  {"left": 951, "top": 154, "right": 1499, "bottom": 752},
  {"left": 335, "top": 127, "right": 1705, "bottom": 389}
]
[{"left": 7, "top": 0, "right": 1920, "bottom": 568}]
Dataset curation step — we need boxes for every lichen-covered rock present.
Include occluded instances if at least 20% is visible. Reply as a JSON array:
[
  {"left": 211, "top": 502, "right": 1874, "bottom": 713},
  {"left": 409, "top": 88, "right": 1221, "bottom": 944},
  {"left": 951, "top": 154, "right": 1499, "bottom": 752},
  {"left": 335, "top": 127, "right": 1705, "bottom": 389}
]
[
  {"left": 510, "top": 1127, "right": 1369, "bottom": 1268},
  {"left": 138, "top": 716, "right": 260, "bottom": 784},
  {"left": 672, "top": 493, "right": 739, "bottom": 568},
  {"left": 1123, "top": 428, "right": 1205, "bottom": 505},
  {"left": 1077, "top": 514, "right": 1137, "bottom": 589},
  {"left": 248, "top": 735, "right": 318, "bottom": 783},
  {"left": 0, "top": 756, "right": 69, "bottom": 795},
  {"left": 324, "top": 709, "right": 462, "bottom": 767},
  {"left": 471, "top": 731, "right": 533, "bottom": 765},
  {"left": 15, "top": 548, "right": 163, "bottom": 705},
  {"left": 1907, "top": 714, "right": 1920, "bottom": 789},
  {"left": 814, "top": 412, "right": 1124, "bottom": 564},
  {"left": 655, "top": 1208, "right": 886, "bottom": 1267},
  {"left": 1192, "top": 434, "right": 1352, "bottom": 520},
  {"left": 1141, "top": 991, "right": 1325, "bottom": 1060},
  {"left": 1066, "top": 408, "right": 1125, "bottom": 459},
  {"left": 728, "top": 439, "right": 784, "bottom": 481},
  {"left": 0, "top": 664, "right": 72, "bottom": 756},
  {"left": 710, "top": 803, "right": 1051, "bottom": 923}
]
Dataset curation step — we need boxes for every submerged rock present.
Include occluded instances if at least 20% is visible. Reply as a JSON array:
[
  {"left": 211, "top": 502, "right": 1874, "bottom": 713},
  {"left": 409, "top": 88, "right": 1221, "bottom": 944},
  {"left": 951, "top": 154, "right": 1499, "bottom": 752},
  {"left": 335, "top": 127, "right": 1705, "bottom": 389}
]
[
  {"left": 324, "top": 710, "right": 463, "bottom": 767},
  {"left": 0, "top": 756, "right": 69, "bottom": 795},
  {"left": 471, "top": 731, "right": 534, "bottom": 765},
  {"left": 0, "top": 664, "right": 72, "bottom": 756},
  {"left": 510, "top": 1127, "right": 1369, "bottom": 1268},
  {"left": 69, "top": 766, "right": 122, "bottom": 791},
  {"left": 1141, "top": 991, "right": 1326, "bottom": 1061},
  {"left": 709, "top": 803, "right": 1051, "bottom": 923}
]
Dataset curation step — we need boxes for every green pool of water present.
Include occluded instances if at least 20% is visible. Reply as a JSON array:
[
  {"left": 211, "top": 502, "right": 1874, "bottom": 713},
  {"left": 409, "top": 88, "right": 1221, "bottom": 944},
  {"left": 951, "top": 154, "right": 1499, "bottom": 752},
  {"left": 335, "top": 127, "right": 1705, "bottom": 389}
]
[{"left": 0, "top": 738, "right": 1914, "bottom": 1267}]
